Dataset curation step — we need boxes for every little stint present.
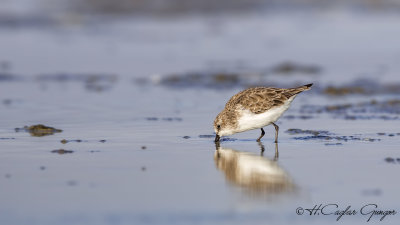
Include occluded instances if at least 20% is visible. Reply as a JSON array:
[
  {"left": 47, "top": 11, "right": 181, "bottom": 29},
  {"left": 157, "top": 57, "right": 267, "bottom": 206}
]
[{"left": 214, "top": 83, "right": 313, "bottom": 142}]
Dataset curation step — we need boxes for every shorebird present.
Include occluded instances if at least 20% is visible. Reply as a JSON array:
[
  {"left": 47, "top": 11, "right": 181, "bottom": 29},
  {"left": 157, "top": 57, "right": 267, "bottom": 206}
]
[{"left": 214, "top": 83, "right": 313, "bottom": 142}]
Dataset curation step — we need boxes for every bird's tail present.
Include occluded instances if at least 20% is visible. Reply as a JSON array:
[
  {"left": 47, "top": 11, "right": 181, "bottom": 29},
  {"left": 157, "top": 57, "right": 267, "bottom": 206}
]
[
  {"left": 299, "top": 83, "right": 313, "bottom": 91},
  {"left": 284, "top": 83, "right": 313, "bottom": 98}
]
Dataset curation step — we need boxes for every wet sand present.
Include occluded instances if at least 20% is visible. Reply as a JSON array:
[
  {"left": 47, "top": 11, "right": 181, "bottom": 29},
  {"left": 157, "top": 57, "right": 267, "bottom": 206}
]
[{"left": 1, "top": 9, "right": 400, "bottom": 225}]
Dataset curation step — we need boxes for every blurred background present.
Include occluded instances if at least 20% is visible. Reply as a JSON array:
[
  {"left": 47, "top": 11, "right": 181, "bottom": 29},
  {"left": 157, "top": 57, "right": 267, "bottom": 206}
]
[
  {"left": 1, "top": 1, "right": 400, "bottom": 225},
  {"left": 4, "top": 0, "right": 400, "bottom": 16},
  {"left": 1, "top": 0, "right": 400, "bottom": 87}
]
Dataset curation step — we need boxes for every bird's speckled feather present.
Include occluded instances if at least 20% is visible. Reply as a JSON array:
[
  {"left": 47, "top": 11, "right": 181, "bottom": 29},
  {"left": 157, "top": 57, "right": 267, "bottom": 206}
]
[{"left": 214, "top": 84, "right": 312, "bottom": 137}]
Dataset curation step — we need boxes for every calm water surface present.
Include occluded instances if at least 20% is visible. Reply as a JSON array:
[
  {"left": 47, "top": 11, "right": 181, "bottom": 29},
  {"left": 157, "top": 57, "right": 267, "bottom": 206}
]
[{"left": 1, "top": 11, "right": 400, "bottom": 225}]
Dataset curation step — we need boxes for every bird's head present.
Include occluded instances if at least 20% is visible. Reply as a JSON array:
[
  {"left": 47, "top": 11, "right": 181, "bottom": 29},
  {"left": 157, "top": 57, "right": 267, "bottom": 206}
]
[{"left": 214, "top": 110, "right": 237, "bottom": 142}]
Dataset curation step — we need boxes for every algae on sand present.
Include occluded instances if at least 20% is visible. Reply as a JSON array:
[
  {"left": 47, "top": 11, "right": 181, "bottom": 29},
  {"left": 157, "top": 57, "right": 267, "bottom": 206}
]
[
  {"left": 51, "top": 149, "right": 74, "bottom": 154},
  {"left": 15, "top": 124, "right": 62, "bottom": 137}
]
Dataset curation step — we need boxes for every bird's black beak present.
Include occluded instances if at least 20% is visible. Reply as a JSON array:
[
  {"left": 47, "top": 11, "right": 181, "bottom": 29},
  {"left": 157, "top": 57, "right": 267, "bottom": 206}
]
[{"left": 214, "top": 134, "right": 220, "bottom": 142}]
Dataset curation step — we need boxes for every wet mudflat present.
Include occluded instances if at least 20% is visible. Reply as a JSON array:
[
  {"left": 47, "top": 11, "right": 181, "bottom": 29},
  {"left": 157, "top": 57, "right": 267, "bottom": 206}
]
[{"left": 1, "top": 8, "right": 400, "bottom": 225}]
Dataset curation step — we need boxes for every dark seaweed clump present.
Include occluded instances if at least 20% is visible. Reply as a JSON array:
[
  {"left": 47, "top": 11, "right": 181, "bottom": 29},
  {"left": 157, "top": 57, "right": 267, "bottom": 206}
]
[
  {"left": 377, "top": 133, "right": 400, "bottom": 136},
  {"left": 300, "top": 99, "right": 400, "bottom": 120},
  {"left": 51, "top": 149, "right": 74, "bottom": 154},
  {"left": 286, "top": 128, "right": 380, "bottom": 143},
  {"left": 15, "top": 124, "right": 62, "bottom": 137},
  {"left": 293, "top": 135, "right": 380, "bottom": 142},
  {"left": 60, "top": 139, "right": 106, "bottom": 144},
  {"left": 198, "top": 134, "right": 236, "bottom": 141},
  {"left": 61, "top": 139, "right": 82, "bottom": 144},
  {"left": 384, "top": 157, "right": 400, "bottom": 164},
  {"left": 286, "top": 128, "right": 331, "bottom": 136}
]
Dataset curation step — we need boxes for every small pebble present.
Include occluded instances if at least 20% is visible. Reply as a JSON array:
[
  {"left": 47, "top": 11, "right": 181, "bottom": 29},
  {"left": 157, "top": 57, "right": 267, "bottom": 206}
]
[
  {"left": 60, "top": 139, "right": 68, "bottom": 144},
  {"left": 385, "top": 157, "right": 395, "bottom": 163},
  {"left": 141, "top": 146, "right": 147, "bottom": 150},
  {"left": 40, "top": 166, "right": 46, "bottom": 170},
  {"left": 99, "top": 139, "right": 106, "bottom": 143},
  {"left": 141, "top": 166, "right": 146, "bottom": 171},
  {"left": 183, "top": 136, "right": 190, "bottom": 139},
  {"left": 5, "top": 174, "right": 11, "bottom": 178}
]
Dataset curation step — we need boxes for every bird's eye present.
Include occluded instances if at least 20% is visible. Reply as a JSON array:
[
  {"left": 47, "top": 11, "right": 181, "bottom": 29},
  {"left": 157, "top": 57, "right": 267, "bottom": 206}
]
[{"left": 217, "top": 125, "right": 221, "bottom": 129}]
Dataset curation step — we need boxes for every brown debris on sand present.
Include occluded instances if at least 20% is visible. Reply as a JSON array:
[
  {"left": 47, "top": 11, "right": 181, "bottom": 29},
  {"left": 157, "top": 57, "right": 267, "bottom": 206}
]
[
  {"left": 15, "top": 124, "right": 62, "bottom": 137},
  {"left": 51, "top": 149, "right": 74, "bottom": 154}
]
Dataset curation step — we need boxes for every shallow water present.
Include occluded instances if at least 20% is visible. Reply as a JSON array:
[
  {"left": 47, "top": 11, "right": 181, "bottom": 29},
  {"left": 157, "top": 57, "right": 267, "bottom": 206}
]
[{"left": 1, "top": 10, "right": 400, "bottom": 225}]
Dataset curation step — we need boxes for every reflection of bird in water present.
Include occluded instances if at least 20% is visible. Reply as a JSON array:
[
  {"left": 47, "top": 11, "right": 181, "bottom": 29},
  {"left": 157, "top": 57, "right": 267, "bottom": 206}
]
[{"left": 214, "top": 143, "right": 295, "bottom": 196}]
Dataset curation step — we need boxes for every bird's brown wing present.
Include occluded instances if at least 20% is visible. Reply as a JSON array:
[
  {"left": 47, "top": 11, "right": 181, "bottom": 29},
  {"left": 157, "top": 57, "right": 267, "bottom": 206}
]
[{"left": 226, "top": 85, "right": 311, "bottom": 114}]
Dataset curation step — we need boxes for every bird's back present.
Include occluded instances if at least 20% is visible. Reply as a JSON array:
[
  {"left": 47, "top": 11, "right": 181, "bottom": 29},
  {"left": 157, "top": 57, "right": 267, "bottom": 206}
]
[{"left": 225, "top": 84, "right": 312, "bottom": 114}]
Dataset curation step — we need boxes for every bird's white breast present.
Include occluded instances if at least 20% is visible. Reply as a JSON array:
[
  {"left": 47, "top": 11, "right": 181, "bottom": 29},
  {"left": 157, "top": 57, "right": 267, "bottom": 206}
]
[{"left": 236, "top": 96, "right": 295, "bottom": 133}]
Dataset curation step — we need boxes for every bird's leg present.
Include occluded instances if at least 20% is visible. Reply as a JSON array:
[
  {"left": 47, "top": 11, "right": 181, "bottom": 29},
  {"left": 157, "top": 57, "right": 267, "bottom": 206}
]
[
  {"left": 272, "top": 122, "right": 279, "bottom": 143},
  {"left": 258, "top": 141, "right": 265, "bottom": 156},
  {"left": 256, "top": 128, "right": 265, "bottom": 142},
  {"left": 274, "top": 143, "right": 279, "bottom": 160},
  {"left": 215, "top": 141, "right": 220, "bottom": 150},
  {"left": 215, "top": 142, "right": 221, "bottom": 158},
  {"left": 214, "top": 134, "right": 220, "bottom": 143}
]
